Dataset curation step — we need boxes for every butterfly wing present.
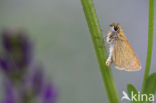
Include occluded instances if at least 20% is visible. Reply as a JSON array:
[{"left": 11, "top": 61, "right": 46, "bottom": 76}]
[{"left": 112, "top": 36, "right": 141, "bottom": 71}]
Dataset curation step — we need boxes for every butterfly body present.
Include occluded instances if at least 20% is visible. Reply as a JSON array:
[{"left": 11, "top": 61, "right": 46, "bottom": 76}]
[{"left": 105, "top": 23, "right": 141, "bottom": 72}]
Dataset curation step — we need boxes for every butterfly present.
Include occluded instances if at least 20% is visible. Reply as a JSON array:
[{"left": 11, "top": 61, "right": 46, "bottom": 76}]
[{"left": 104, "top": 23, "right": 141, "bottom": 71}]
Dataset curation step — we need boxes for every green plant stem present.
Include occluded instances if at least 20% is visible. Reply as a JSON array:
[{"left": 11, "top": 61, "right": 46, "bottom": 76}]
[
  {"left": 142, "top": 0, "right": 154, "bottom": 91},
  {"left": 81, "top": 0, "right": 119, "bottom": 103}
]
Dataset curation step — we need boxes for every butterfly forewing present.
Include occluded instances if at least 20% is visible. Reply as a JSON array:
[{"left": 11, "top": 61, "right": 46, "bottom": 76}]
[{"left": 112, "top": 34, "right": 141, "bottom": 71}]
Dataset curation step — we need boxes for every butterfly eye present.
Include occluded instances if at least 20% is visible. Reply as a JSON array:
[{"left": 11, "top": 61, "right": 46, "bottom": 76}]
[{"left": 114, "top": 26, "right": 118, "bottom": 31}]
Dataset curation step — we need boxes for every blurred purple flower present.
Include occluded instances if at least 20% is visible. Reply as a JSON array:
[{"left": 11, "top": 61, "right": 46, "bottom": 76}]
[
  {"left": 2, "top": 80, "right": 20, "bottom": 103},
  {"left": 24, "top": 66, "right": 45, "bottom": 96},
  {"left": 42, "top": 83, "right": 58, "bottom": 103},
  {"left": 0, "top": 29, "right": 32, "bottom": 77},
  {"left": 0, "top": 58, "right": 9, "bottom": 71},
  {"left": 0, "top": 28, "right": 58, "bottom": 103},
  {"left": 31, "top": 66, "right": 44, "bottom": 95}
]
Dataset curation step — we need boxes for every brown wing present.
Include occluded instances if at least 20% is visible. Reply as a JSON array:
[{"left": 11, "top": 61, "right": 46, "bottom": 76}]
[{"left": 112, "top": 37, "right": 141, "bottom": 72}]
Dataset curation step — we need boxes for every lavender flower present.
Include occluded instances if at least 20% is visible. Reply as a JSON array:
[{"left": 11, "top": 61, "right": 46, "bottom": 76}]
[
  {"left": 42, "top": 83, "right": 58, "bottom": 103},
  {"left": 0, "top": 29, "right": 32, "bottom": 82},
  {"left": 2, "top": 80, "right": 20, "bottom": 103},
  {"left": 0, "top": 28, "right": 58, "bottom": 103}
]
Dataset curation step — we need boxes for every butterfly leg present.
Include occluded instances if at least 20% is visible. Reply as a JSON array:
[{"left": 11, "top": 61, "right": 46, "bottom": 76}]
[
  {"left": 106, "top": 44, "right": 113, "bottom": 66},
  {"left": 106, "top": 61, "right": 112, "bottom": 66},
  {"left": 106, "top": 55, "right": 112, "bottom": 66}
]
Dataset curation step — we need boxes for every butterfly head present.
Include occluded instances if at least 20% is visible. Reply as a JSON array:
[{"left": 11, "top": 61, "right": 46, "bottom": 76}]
[{"left": 110, "top": 23, "right": 122, "bottom": 33}]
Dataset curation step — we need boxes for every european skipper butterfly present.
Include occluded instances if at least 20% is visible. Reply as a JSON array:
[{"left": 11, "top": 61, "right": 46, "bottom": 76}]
[{"left": 105, "top": 23, "right": 141, "bottom": 71}]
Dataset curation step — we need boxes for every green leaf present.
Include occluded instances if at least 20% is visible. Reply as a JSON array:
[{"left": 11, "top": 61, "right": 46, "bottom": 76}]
[
  {"left": 127, "top": 84, "right": 140, "bottom": 103},
  {"left": 142, "top": 72, "right": 156, "bottom": 95}
]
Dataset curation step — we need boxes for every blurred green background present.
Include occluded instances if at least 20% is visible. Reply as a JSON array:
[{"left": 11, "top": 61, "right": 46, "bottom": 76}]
[{"left": 0, "top": 0, "right": 155, "bottom": 103}]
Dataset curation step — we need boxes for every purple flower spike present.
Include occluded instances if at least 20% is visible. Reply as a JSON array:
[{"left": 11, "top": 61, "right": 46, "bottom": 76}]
[{"left": 0, "top": 28, "right": 58, "bottom": 103}]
